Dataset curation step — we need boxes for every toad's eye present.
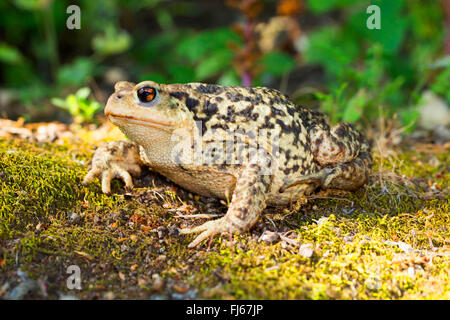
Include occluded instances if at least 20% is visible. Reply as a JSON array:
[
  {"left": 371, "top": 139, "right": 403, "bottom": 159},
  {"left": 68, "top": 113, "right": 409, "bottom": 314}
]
[{"left": 137, "top": 86, "right": 157, "bottom": 104}]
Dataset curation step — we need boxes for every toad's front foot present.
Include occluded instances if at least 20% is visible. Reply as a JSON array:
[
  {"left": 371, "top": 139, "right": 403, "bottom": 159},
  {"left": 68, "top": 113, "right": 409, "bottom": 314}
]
[
  {"left": 180, "top": 217, "right": 240, "bottom": 248},
  {"left": 82, "top": 141, "right": 144, "bottom": 194}
]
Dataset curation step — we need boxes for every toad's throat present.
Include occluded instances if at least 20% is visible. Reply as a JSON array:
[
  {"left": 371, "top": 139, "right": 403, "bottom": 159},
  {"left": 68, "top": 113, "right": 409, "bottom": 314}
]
[{"left": 107, "top": 114, "right": 175, "bottom": 132}]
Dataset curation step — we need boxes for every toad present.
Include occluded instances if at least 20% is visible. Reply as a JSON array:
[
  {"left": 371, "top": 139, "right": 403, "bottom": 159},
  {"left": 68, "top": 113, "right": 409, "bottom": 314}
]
[{"left": 83, "top": 81, "right": 372, "bottom": 247}]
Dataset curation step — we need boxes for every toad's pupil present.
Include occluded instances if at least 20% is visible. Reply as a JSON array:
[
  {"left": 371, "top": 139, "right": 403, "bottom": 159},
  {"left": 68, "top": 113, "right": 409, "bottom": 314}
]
[{"left": 137, "top": 86, "right": 156, "bottom": 103}]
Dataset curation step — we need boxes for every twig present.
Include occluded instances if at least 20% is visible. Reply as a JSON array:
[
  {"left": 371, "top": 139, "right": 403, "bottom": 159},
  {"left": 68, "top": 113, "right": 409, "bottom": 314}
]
[
  {"left": 174, "top": 213, "right": 223, "bottom": 219},
  {"left": 306, "top": 195, "right": 354, "bottom": 206},
  {"left": 279, "top": 233, "right": 300, "bottom": 247}
]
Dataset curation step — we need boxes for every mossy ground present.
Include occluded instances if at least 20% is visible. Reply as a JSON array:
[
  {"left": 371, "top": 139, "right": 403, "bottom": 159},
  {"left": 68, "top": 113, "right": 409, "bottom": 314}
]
[{"left": 0, "top": 135, "right": 448, "bottom": 300}]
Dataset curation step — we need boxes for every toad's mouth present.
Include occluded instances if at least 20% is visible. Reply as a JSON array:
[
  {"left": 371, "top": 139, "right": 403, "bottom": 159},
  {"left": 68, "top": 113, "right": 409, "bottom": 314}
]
[{"left": 107, "top": 114, "right": 175, "bottom": 132}]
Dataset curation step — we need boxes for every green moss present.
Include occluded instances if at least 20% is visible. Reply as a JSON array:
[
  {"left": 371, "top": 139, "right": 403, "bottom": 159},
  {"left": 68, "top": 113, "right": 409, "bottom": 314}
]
[
  {"left": 0, "top": 137, "right": 448, "bottom": 299},
  {"left": 190, "top": 150, "right": 449, "bottom": 300}
]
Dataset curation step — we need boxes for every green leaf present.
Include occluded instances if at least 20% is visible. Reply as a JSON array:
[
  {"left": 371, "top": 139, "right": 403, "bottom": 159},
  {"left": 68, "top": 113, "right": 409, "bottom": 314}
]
[
  {"left": 430, "top": 66, "right": 450, "bottom": 103},
  {"left": 0, "top": 43, "right": 23, "bottom": 64},
  {"left": 350, "top": 0, "right": 407, "bottom": 55},
  {"left": 176, "top": 27, "right": 240, "bottom": 62},
  {"left": 50, "top": 98, "right": 67, "bottom": 109},
  {"left": 398, "top": 108, "right": 419, "bottom": 134},
  {"left": 306, "top": 0, "right": 362, "bottom": 14},
  {"left": 52, "top": 89, "right": 102, "bottom": 124},
  {"left": 66, "top": 95, "right": 80, "bottom": 115},
  {"left": 168, "top": 65, "right": 195, "bottom": 83},
  {"left": 83, "top": 101, "right": 102, "bottom": 121},
  {"left": 57, "top": 58, "right": 95, "bottom": 87},
  {"left": 303, "top": 27, "right": 358, "bottom": 79},
  {"left": 195, "top": 49, "right": 233, "bottom": 80},
  {"left": 12, "top": 0, "right": 46, "bottom": 10},
  {"left": 75, "top": 87, "right": 91, "bottom": 100},
  {"left": 316, "top": 83, "right": 349, "bottom": 124},
  {"left": 218, "top": 70, "right": 241, "bottom": 86},
  {"left": 155, "top": 8, "right": 174, "bottom": 30},
  {"left": 260, "top": 52, "right": 296, "bottom": 76},
  {"left": 92, "top": 25, "right": 132, "bottom": 56},
  {"left": 342, "top": 89, "right": 367, "bottom": 122},
  {"left": 138, "top": 32, "right": 177, "bottom": 63}
]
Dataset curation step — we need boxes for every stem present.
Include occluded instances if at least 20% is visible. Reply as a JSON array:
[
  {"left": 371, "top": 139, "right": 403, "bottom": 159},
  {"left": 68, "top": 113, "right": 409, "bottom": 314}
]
[
  {"left": 241, "top": 72, "right": 252, "bottom": 87},
  {"left": 43, "top": 1, "right": 59, "bottom": 81},
  {"left": 241, "top": 19, "right": 254, "bottom": 86},
  {"left": 443, "top": 0, "right": 450, "bottom": 54}
]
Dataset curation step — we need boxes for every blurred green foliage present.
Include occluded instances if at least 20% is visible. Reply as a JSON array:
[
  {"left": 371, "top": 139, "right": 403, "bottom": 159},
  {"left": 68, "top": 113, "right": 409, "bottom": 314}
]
[
  {"left": 430, "top": 57, "right": 450, "bottom": 103},
  {"left": 304, "top": 0, "right": 447, "bottom": 129},
  {"left": 51, "top": 87, "right": 102, "bottom": 124},
  {"left": 0, "top": 0, "right": 448, "bottom": 129}
]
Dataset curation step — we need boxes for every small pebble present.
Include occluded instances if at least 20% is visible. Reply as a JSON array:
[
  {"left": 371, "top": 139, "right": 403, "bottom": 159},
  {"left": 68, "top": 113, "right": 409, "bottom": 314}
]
[
  {"left": 365, "top": 276, "right": 381, "bottom": 291},
  {"left": 157, "top": 226, "right": 168, "bottom": 239},
  {"left": 343, "top": 235, "right": 354, "bottom": 243},
  {"left": 151, "top": 274, "right": 164, "bottom": 292},
  {"left": 314, "top": 216, "right": 328, "bottom": 225},
  {"left": 258, "top": 230, "right": 279, "bottom": 244},
  {"left": 150, "top": 294, "right": 168, "bottom": 300},
  {"left": 171, "top": 290, "right": 196, "bottom": 300},
  {"left": 168, "top": 225, "right": 180, "bottom": 236},
  {"left": 59, "top": 294, "right": 79, "bottom": 300},
  {"left": 103, "top": 291, "right": 115, "bottom": 300},
  {"left": 407, "top": 266, "right": 416, "bottom": 278},
  {"left": 156, "top": 255, "right": 167, "bottom": 262},
  {"left": 298, "top": 243, "right": 314, "bottom": 258},
  {"left": 67, "top": 211, "right": 80, "bottom": 224}
]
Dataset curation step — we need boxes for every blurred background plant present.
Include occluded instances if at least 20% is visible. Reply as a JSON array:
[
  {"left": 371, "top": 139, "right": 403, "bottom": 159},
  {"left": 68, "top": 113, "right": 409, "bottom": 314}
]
[
  {"left": 51, "top": 87, "right": 102, "bottom": 125},
  {"left": 0, "top": 0, "right": 449, "bottom": 134}
]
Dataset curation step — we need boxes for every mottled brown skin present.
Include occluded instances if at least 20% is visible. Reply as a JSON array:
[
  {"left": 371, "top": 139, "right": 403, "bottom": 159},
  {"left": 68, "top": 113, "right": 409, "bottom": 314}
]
[{"left": 83, "top": 81, "right": 372, "bottom": 247}]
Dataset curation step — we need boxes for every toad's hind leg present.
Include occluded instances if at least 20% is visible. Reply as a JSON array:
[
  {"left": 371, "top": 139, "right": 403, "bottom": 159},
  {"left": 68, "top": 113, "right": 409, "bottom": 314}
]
[
  {"left": 281, "top": 123, "right": 372, "bottom": 192},
  {"left": 180, "top": 150, "right": 273, "bottom": 248}
]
